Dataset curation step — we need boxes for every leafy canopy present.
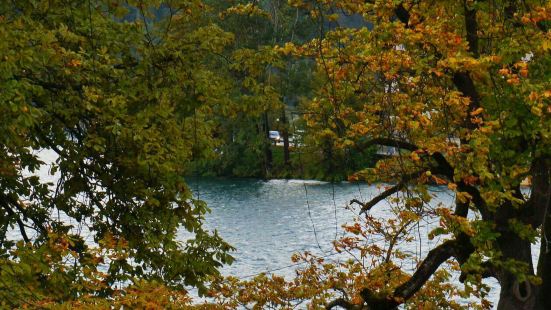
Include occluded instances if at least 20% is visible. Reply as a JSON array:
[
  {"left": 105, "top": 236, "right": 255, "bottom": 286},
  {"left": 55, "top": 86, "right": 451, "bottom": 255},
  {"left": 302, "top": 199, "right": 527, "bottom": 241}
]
[
  {"left": 0, "top": 0, "right": 235, "bottom": 306},
  {"left": 207, "top": 0, "right": 551, "bottom": 309},
  {"left": 2, "top": 0, "right": 551, "bottom": 309}
]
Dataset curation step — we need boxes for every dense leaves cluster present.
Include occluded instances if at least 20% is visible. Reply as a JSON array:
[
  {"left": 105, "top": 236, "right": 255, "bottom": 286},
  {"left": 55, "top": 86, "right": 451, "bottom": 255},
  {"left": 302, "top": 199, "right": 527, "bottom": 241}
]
[{"left": 0, "top": 0, "right": 234, "bottom": 306}]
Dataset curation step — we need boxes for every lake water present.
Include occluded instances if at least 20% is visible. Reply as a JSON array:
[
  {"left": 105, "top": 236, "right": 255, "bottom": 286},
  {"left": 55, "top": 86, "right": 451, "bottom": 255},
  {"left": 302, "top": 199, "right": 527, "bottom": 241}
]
[
  {"left": 18, "top": 150, "right": 514, "bottom": 307},
  {"left": 186, "top": 177, "right": 504, "bottom": 306}
]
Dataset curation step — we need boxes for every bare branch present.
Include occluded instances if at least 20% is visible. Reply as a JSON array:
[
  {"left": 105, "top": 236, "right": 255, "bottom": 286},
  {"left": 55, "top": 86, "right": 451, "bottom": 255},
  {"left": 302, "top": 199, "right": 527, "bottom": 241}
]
[
  {"left": 14, "top": 217, "right": 30, "bottom": 243},
  {"left": 357, "top": 138, "right": 491, "bottom": 220},
  {"left": 352, "top": 171, "right": 423, "bottom": 214},
  {"left": 456, "top": 182, "right": 491, "bottom": 220},
  {"left": 385, "top": 220, "right": 412, "bottom": 263},
  {"left": 357, "top": 183, "right": 403, "bottom": 215},
  {"left": 358, "top": 183, "right": 402, "bottom": 214}
]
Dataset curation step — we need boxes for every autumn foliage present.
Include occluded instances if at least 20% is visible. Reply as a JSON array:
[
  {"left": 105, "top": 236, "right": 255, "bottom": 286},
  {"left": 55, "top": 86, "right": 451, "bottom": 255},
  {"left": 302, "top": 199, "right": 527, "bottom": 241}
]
[{"left": 1, "top": 0, "right": 551, "bottom": 309}]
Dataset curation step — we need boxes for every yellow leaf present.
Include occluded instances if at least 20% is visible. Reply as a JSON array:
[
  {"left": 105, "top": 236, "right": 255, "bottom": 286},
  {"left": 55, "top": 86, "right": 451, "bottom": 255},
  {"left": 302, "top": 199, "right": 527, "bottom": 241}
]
[
  {"left": 542, "top": 40, "right": 551, "bottom": 51},
  {"left": 470, "top": 107, "right": 484, "bottom": 116}
]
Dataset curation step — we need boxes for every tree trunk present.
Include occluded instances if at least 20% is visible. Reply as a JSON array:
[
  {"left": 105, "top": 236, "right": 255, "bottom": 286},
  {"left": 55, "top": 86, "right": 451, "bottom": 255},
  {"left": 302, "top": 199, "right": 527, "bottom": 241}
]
[
  {"left": 496, "top": 231, "right": 536, "bottom": 310},
  {"left": 281, "top": 109, "right": 290, "bottom": 166},
  {"left": 263, "top": 111, "right": 272, "bottom": 178},
  {"left": 496, "top": 176, "right": 551, "bottom": 310},
  {"left": 535, "top": 203, "right": 551, "bottom": 310}
]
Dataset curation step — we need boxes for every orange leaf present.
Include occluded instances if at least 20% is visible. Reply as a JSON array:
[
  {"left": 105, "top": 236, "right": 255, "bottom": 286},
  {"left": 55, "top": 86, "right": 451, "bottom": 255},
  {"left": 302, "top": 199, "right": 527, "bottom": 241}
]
[
  {"left": 470, "top": 107, "right": 484, "bottom": 116},
  {"left": 462, "top": 175, "right": 479, "bottom": 186},
  {"left": 432, "top": 175, "right": 448, "bottom": 185}
]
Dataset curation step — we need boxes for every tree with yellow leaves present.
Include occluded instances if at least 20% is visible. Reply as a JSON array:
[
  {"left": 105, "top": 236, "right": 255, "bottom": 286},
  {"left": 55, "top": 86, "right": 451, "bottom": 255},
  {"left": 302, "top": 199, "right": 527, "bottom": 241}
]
[{"left": 276, "top": 0, "right": 551, "bottom": 309}]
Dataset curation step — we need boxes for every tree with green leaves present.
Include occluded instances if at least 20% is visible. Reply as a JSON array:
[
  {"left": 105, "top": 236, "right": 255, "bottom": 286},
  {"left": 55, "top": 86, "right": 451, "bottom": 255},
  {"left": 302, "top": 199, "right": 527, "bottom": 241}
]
[
  {"left": 0, "top": 0, "right": 234, "bottom": 306},
  {"left": 198, "top": 0, "right": 319, "bottom": 179}
]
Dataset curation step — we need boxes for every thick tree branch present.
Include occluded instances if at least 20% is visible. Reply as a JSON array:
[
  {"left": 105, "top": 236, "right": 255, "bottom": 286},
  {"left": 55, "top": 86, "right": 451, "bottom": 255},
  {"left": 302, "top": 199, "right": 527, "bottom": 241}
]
[
  {"left": 463, "top": 1, "right": 479, "bottom": 57},
  {"left": 353, "top": 184, "right": 401, "bottom": 214},
  {"left": 357, "top": 240, "right": 459, "bottom": 309},
  {"left": 326, "top": 298, "right": 362, "bottom": 310},
  {"left": 356, "top": 137, "right": 456, "bottom": 181},
  {"left": 452, "top": 72, "right": 480, "bottom": 129},
  {"left": 327, "top": 227, "right": 492, "bottom": 309},
  {"left": 357, "top": 138, "right": 491, "bottom": 220},
  {"left": 393, "top": 240, "right": 457, "bottom": 300},
  {"left": 394, "top": 3, "right": 410, "bottom": 25},
  {"left": 524, "top": 158, "right": 551, "bottom": 228},
  {"left": 357, "top": 137, "right": 417, "bottom": 153},
  {"left": 457, "top": 182, "right": 491, "bottom": 220},
  {"left": 357, "top": 138, "right": 453, "bottom": 175}
]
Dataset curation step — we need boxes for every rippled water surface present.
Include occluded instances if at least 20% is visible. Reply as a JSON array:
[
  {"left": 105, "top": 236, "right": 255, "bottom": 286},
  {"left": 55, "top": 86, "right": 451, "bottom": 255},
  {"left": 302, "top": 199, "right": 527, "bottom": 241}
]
[
  {"left": 187, "top": 178, "right": 537, "bottom": 308},
  {"left": 188, "top": 178, "right": 451, "bottom": 276},
  {"left": 19, "top": 150, "right": 542, "bottom": 308},
  {"left": 188, "top": 178, "right": 372, "bottom": 277},
  {"left": 20, "top": 149, "right": 529, "bottom": 308}
]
